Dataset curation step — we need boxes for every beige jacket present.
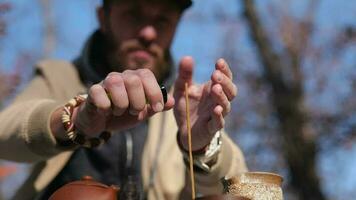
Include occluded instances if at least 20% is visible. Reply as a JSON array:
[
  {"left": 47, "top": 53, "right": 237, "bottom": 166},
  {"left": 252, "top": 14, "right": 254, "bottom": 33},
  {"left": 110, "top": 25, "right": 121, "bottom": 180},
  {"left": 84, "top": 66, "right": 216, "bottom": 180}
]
[{"left": 0, "top": 60, "right": 247, "bottom": 200}]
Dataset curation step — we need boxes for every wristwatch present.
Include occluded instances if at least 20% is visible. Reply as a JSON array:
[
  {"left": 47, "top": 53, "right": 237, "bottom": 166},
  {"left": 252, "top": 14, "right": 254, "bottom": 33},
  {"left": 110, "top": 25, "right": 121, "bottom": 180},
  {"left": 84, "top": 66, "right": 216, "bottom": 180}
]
[{"left": 178, "top": 131, "right": 222, "bottom": 173}]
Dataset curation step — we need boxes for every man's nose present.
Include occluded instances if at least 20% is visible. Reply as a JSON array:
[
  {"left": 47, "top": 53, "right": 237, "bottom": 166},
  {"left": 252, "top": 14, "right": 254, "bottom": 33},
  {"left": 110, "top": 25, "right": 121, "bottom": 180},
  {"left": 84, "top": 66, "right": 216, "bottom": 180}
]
[{"left": 138, "top": 25, "right": 157, "bottom": 47}]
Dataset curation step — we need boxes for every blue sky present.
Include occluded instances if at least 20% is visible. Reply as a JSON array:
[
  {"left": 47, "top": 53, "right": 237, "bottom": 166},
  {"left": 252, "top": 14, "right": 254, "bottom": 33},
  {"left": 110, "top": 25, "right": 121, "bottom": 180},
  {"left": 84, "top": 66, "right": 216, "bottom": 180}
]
[{"left": 0, "top": 0, "right": 243, "bottom": 82}]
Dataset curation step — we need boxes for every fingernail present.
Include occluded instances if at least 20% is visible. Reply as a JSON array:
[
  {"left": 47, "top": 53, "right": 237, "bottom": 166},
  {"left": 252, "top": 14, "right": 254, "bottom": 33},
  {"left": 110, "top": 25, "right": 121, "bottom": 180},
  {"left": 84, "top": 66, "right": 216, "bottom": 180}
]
[
  {"left": 129, "top": 109, "right": 139, "bottom": 116},
  {"left": 216, "top": 72, "right": 222, "bottom": 82},
  {"left": 113, "top": 109, "right": 124, "bottom": 116},
  {"left": 153, "top": 102, "right": 163, "bottom": 112},
  {"left": 218, "top": 58, "right": 225, "bottom": 66}
]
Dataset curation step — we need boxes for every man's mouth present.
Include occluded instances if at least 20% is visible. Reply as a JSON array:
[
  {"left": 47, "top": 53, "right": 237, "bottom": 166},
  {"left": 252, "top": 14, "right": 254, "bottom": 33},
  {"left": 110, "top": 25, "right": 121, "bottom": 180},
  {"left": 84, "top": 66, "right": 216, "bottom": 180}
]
[{"left": 129, "top": 49, "right": 153, "bottom": 60}]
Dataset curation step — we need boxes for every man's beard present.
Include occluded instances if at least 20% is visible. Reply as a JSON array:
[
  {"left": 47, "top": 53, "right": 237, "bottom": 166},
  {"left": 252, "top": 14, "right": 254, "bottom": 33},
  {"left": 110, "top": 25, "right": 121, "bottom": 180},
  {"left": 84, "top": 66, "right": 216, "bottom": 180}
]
[{"left": 104, "top": 35, "right": 171, "bottom": 83}]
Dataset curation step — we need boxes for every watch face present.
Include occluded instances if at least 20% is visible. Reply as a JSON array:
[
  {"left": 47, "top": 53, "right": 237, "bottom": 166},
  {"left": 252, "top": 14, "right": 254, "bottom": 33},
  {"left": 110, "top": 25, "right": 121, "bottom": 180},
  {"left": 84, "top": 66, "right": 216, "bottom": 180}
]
[{"left": 180, "top": 131, "right": 222, "bottom": 172}]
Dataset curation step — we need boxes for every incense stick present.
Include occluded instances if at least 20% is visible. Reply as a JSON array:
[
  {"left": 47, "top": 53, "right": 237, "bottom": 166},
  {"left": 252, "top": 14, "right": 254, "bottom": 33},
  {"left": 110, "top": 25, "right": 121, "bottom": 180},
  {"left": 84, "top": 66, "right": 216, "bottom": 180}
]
[{"left": 185, "top": 82, "right": 196, "bottom": 199}]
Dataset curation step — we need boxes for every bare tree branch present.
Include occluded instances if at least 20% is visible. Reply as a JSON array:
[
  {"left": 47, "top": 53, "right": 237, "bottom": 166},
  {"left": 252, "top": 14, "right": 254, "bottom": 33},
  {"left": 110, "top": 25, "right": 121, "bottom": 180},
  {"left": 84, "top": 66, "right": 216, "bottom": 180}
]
[
  {"left": 242, "top": 0, "right": 327, "bottom": 199},
  {"left": 0, "top": 3, "right": 10, "bottom": 37},
  {"left": 39, "top": 0, "right": 55, "bottom": 57}
]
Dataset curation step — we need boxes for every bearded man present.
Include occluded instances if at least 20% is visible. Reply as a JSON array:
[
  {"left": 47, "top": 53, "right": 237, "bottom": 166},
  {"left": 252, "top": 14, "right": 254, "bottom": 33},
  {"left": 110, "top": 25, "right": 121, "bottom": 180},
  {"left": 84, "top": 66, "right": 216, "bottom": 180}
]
[{"left": 0, "top": 0, "right": 247, "bottom": 199}]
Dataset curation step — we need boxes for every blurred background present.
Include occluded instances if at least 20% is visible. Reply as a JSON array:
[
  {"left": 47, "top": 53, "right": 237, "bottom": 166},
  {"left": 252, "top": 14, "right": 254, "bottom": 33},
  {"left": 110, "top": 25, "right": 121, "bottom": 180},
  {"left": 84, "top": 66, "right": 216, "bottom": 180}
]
[{"left": 0, "top": 0, "right": 355, "bottom": 199}]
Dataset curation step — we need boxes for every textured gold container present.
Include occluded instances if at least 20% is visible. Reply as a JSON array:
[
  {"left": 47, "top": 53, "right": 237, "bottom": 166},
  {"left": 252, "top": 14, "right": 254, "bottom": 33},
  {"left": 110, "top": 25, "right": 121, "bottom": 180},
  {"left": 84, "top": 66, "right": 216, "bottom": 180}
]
[{"left": 226, "top": 172, "right": 283, "bottom": 200}]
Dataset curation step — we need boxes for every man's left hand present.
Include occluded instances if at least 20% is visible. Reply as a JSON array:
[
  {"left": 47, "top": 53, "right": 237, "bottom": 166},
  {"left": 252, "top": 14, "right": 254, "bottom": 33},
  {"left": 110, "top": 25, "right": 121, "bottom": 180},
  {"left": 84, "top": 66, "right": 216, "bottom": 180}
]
[{"left": 173, "top": 56, "right": 237, "bottom": 151}]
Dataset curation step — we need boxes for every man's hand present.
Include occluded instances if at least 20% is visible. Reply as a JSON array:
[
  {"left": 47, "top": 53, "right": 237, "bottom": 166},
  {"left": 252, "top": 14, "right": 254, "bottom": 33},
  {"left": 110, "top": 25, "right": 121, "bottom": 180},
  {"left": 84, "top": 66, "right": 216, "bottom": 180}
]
[
  {"left": 73, "top": 69, "right": 174, "bottom": 137},
  {"left": 174, "top": 56, "right": 237, "bottom": 151}
]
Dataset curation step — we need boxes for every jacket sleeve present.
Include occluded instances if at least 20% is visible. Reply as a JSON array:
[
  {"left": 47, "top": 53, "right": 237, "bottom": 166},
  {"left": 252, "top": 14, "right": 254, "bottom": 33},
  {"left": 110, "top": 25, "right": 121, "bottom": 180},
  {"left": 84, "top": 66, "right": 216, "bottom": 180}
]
[
  {"left": 0, "top": 75, "right": 63, "bottom": 162},
  {"left": 0, "top": 60, "right": 84, "bottom": 163},
  {"left": 180, "top": 132, "right": 248, "bottom": 198}
]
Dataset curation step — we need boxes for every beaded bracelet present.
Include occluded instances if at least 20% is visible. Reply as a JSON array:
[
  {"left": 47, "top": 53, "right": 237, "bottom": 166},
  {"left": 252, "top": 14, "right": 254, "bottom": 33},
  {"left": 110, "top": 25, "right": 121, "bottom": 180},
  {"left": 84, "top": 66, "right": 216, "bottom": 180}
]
[{"left": 61, "top": 94, "right": 111, "bottom": 148}]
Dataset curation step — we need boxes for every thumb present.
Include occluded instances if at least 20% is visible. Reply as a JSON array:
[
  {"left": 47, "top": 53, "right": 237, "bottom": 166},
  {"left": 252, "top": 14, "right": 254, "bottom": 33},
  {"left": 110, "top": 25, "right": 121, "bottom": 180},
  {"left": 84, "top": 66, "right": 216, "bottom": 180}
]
[{"left": 174, "top": 56, "right": 194, "bottom": 93}]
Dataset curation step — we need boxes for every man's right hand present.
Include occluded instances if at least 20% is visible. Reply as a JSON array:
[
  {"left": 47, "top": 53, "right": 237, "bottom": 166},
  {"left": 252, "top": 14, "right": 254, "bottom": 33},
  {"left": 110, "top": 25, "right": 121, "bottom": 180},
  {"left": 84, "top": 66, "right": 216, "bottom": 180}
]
[{"left": 51, "top": 68, "right": 174, "bottom": 141}]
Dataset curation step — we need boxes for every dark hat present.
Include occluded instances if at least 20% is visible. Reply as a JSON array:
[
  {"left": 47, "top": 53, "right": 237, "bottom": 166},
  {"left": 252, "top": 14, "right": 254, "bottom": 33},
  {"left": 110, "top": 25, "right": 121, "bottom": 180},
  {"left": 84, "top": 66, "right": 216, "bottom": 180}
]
[
  {"left": 177, "top": 0, "right": 193, "bottom": 10},
  {"left": 103, "top": 0, "right": 193, "bottom": 11}
]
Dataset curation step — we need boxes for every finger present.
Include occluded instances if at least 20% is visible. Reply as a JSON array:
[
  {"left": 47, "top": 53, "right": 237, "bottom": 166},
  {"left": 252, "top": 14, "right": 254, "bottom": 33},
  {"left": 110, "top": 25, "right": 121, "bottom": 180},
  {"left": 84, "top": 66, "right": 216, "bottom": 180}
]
[
  {"left": 207, "top": 105, "right": 225, "bottom": 135},
  {"left": 130, "top": 96, "right": 174, "bottom": 122},
  {"left": 141, "top": 95, "right": 175, "bottom": 118},
  {"left": 215, "top": 58, "right": 233, "bottom": 80},
  {"left": 174, "top": 56, "right": 194, "bottom": 93},
  {"left": 211, "top": 70, "right": 238, "bottom": 101},
  {"left": 211, "top": 84, "right": 231, "bottom": 116},
  {"left": 137, "top": 104, "right": 149, "bottom": 121},
  {"left": 163, "top": 95, "right": 175, "bottom": 110},
  {"left": 103, "top": 72, "right": 129, "bottom": 116},
  {"left": 137, "top": 69, "right": 164, "bottom": 112},
  {"left": 123, "top": 71, "right": 146, "bottom": 115},
  {"left": 87, "top": 83, "right": 111, "bottom": 115}
]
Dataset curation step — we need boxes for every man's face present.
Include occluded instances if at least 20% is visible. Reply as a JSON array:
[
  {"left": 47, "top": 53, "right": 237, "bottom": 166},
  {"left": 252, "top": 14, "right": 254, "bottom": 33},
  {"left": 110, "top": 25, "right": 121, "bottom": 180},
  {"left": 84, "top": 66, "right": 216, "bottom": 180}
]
[{"left": 99, "top": 0, "right": 182, "bottom": 80}]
